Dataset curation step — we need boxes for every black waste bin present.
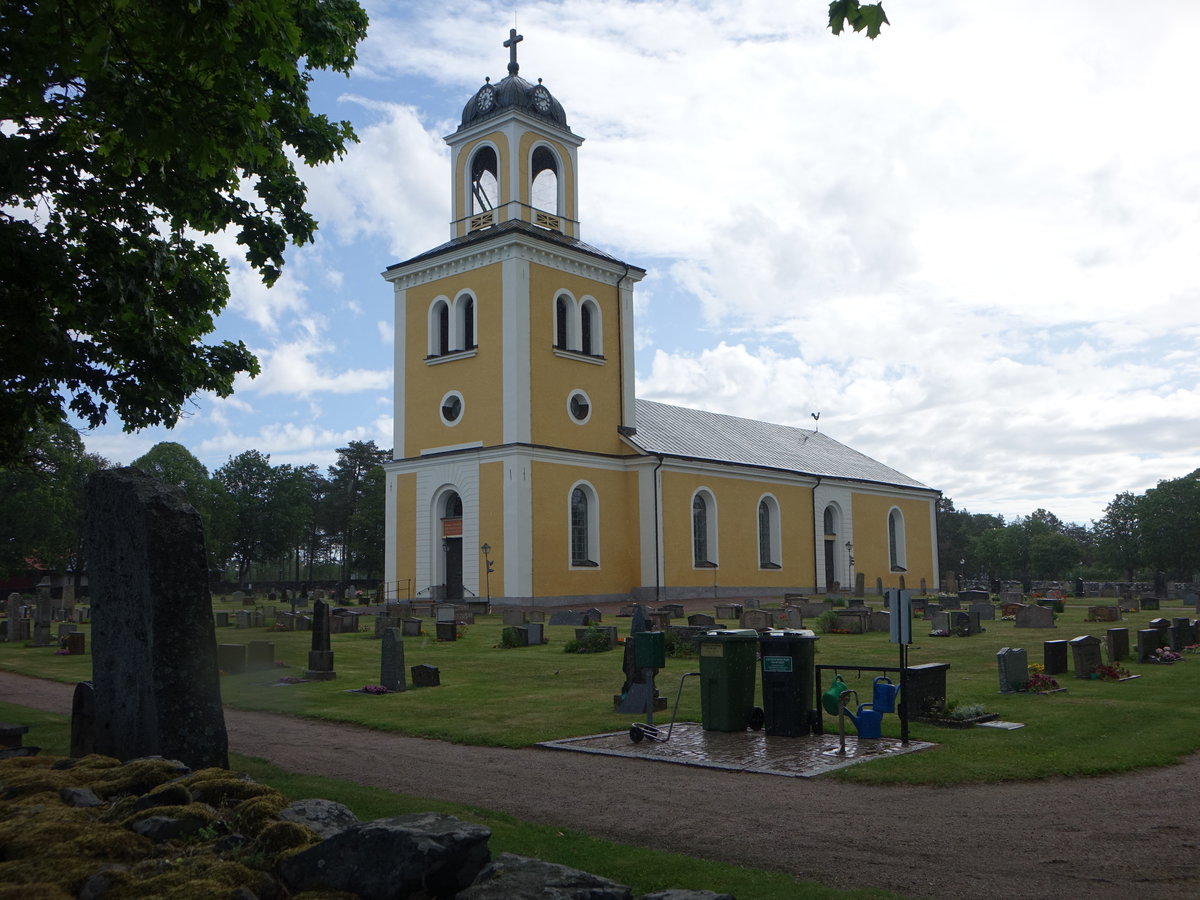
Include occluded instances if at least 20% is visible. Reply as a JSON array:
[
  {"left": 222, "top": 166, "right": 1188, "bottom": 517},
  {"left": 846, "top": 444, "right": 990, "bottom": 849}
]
[
  {"left": 759, "top": 628, "right": 819, "bottom": 736},
  {"left": 696, "top": 629, "right": 760, "bottom": 731}
]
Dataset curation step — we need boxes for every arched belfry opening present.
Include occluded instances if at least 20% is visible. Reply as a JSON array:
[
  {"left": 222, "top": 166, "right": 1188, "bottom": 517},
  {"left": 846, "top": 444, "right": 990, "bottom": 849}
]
[
  {"left": 448, "top": 31, "right": 583, "bottom": 240},
  {"left": 531, "top": 145, "right": 559, "bottom": 215},
  {"left": 470, "top": 146, "right": 499, "bottom": 214}
]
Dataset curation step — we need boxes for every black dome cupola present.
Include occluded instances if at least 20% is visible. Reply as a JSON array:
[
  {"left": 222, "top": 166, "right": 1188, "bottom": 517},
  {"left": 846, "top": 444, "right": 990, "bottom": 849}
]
[
  {"left": 459, "top": 29, "right": 568, "bottom": 131},
  {"left": 445, "top": 29, "right": 583, "bottom": 241}
]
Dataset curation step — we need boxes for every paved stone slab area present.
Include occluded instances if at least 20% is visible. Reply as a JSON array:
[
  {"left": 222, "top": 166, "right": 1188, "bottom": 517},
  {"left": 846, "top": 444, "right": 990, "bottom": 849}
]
[{"left": 538, "top": 723, "right": 936, "bottom": 777}]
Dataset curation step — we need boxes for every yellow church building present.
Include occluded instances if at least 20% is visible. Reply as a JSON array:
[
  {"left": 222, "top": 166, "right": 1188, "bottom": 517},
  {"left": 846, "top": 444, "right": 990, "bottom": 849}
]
[{"left": 382, "top": 33, "right": 940, "bottom": 607}]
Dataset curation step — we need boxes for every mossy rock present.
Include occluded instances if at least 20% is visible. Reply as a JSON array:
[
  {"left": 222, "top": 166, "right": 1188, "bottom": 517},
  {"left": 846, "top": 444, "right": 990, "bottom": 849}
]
[
  {"left": 63, "top": 823, "right": 156, "bottom": 861},
  {"left": 96, "top": 859, "right": 265, "bottom": 899},
  {"left": 0, "top": 882, "right": 73, "bottom": 900},
  {"left": 231, "top": 793, "right": 288, "bottom": 836},
  {"left": 121, "top": 801, "right": 217, "bottom": 831},
  {"left": 91, "top": 759, "right": 191, "bottom": 800},
  {"left": 0, "top": 856, "right": 98, "bottom": 896},
  {"left": 130, "top": 783, "right": 192, "bottom": 811},
  {"left": 187, "top": 777, "right": 278, "bottom": 806},
  {"left": 253, "top": 820, "right": 318, "bottom": 859}
]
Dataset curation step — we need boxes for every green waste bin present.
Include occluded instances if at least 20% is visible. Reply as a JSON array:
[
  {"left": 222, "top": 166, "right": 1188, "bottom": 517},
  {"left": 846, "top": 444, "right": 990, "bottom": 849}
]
[
  {"left": 697, "top": 629, "right": 761, "bottom": 731},
  {"left": 759, "top": 629, "right": 819, "bottom": 737}
]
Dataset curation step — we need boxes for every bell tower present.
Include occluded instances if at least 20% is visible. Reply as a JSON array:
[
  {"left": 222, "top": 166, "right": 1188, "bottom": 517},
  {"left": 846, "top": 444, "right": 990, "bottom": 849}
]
[
  {"left": 447, "top": 29, "right": 583, "bottom": 240},
  {"left": 383, "top": 32, "right": 643, "bottom": 605}
]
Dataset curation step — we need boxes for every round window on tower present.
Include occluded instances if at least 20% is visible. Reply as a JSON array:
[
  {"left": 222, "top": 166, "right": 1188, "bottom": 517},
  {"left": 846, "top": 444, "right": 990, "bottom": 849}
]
[
  {"left": 567, "top": 390, "right": 591, "bottom": 424},
  {"left": 440, "top": 391, "right": 464, "bottom": 426}
]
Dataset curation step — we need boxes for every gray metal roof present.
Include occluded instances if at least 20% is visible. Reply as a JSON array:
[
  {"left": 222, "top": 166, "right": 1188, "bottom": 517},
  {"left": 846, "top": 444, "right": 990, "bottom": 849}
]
[
  {"left": 631, "top": 399, "right": 933, "bottom": 491},
  {"left": 386, "top": 219, "right": 641, "bottom": 275}
]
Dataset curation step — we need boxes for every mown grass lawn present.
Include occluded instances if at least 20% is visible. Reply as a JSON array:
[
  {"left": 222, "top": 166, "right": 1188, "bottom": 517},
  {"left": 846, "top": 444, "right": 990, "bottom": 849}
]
[{"left": 3, "top": 598, "right": 1198, "bottom": 785}]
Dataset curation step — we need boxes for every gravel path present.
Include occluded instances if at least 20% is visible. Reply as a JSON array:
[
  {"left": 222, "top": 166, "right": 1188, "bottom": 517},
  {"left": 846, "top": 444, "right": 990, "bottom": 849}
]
[{"left": 3, "top": 670, "right": 1198, "bottom": 899}]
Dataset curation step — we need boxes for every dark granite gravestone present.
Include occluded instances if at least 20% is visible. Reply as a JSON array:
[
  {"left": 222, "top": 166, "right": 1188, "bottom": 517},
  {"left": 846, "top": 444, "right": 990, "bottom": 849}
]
[
  {"left": 217, "top": 644, "right": 247, "bottom": 674},
  {"left": 1070, "top": 634, "right": 1103, "bottom": 678},
  {"left": 1106, "top": 627, "right": 1130, "bottom": 662},
  {"left": 1043, "top": 640, "right": 1069, "bottom": 675},
  {"left": 688, "top": 613, "right": 715, "bottom": 628},
  {"left": 411, "top": 664, "right": 440, "bottom": 687},
  {"left": 1135, "top": 629, "right": 1162, "bottom": 662},
  {"left": 246, "top": 640, "right": 275, "bottom": 670},
  {"left": 380, "top": 628, "right": 407, "bottom": 692},
  {"left": 305, "top": 599, "right": 336, "bottom": 680},
  {"left": 902, "top": 662, "right": 950, "bottom": 717},
  {"left": 82, "top": 467, "right": 228, "bottom": 769},
  {"left": 549, "top": 611, "right": 588, "bottom": 627},
  {"left": 1171, "top": 617, "right": 1194, "bottom": 651}
]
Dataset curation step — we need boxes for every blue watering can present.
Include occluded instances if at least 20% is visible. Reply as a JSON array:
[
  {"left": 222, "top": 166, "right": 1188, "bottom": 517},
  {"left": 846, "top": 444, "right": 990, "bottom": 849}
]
[
  {"left": 872, "top": 675, "right": 900, "bottom": 713},
  {"left": 845, "top": 703, "right": 883, "bottom": 739}
]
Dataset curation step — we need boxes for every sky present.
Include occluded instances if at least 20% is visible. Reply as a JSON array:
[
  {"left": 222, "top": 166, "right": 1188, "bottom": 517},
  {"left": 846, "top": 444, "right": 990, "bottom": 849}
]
[{"left": 76, "top": 0, "right": 1200, "bottom": 527}]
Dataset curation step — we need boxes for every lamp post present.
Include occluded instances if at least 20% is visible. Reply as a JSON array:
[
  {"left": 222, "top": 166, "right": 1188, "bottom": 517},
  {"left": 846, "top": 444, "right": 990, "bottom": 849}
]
[
  {"left": 481, "top": 543, "right": 493, "bottom": 607},
  {"left": 845, "top": 541, "right": 854, "bottom": 589}
]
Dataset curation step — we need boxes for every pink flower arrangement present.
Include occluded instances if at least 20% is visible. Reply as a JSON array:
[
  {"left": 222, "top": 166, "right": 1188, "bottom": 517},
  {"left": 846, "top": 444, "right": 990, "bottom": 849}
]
[{"left": 361, "top": 684, "right": 389, "bottom": 694}]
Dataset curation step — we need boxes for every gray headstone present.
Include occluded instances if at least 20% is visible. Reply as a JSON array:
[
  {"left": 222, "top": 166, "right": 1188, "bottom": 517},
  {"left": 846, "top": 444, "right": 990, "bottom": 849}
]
[
  {"left": 970, "top": 603, "right": 995, "bottom": 620},
  {"left": 380, "top": 627, "right": 407, "bottom": 693},
  {"left": 550, "top": 611, "right": 587, "bottom": 627},
  {"left": 739, "top": 609, "right": 774, "bottom": 630},
  {"left": 1069, "top": 634, "right": 1103, "bottom": 678},
  {"left": 246, "top": 640, "right": 275, "bottom": 670},
  {"left": 996, "top": 646, "right": 1028, "bottom": 693},
  {"left": 1014, "top": 604, "right": 1055, "bottom": 628},
  {"left": 83, "top": 467, "right": 228, "bottom": 769}
]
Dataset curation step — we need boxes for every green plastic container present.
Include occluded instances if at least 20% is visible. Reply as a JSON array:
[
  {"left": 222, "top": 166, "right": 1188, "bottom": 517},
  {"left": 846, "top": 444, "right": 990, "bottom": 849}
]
[
  {"left": 633, "top": 630, "right": 665, "bottom": 669},
  {"left": 696, "top": 629, "right": 760, "bottom": 731}
]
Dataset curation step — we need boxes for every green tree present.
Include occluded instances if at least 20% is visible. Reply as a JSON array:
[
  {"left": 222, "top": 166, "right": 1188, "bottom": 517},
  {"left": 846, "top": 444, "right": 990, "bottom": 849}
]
[
  {"left": 349, "top": 465, "right": 386, "bottom": 580},
  {"left": 131, "top": 441, "right": 232, "bottom": 573},
  {"left": 0, "top": 0, "right": 369, "bottom": 465},
  {"left": 214, "top": 450, "right": 276, "bottom": 584},
  {"left": 0, "top": 422, "right": 108, "bottom": 579},
  {"left": 325, "top": 440, "right": 390, "bottom": 581},
  {"left": 1138, "top": 470, "right": 1200, "bottom": 580},
  {"left": 1094, "top": 491, "right": 1143, "bottom": 581}
]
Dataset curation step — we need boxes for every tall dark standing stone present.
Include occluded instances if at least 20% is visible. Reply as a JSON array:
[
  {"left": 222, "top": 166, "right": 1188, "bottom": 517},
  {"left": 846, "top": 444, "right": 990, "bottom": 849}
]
[
  {"left": 380, "top": 627, "right": 407, "bottom": 692},
  {"left": 84, "top": 468, "right": 228, "bottom": 769},
  {"left": 305, "top": 599, "right": 337, "bottom": 680}
]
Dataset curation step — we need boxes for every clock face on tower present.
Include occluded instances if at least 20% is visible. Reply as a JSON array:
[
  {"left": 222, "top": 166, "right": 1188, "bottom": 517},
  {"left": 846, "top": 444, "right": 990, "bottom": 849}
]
[
  {"left": 476, "top": 85, "right": 495, "bottom": 114},
  {"left": 531, "top": 85, "right": 551, "bottom": 114}
]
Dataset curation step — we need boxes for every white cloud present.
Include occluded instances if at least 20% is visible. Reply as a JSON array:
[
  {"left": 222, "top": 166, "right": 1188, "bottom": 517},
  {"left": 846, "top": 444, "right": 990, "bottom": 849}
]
[{"left": 302, "top": 96, "right": 447, "bottom": 259}]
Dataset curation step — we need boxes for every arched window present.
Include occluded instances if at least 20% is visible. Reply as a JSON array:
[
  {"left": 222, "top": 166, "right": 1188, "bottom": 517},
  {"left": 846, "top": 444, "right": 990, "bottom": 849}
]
[
  {"left": 456, "top": 294, "right": 475, "bottom": 351},
  {"left": 555, "top": 294, "right": 570, "bottom": 349},
  {"left": 888, "top": 508, "right": 907, "bottom": 572},
  {"left": 469, "top": 145, "right": 499, "bottom": 214},
  {"left": 428, "top": 298, "right": 451, "bottom": 357},
  {"left": 823, "top": 506, "right": 835, "bottom": 536},
  {"left": 758, "top": 496, "right": 781, "bottom": 569},
  {"left": 692, "top": 490, "right": 718, "bottom": 567},
  {"left": 531, "top": 145, "right": 560, "bottom": 214},
  {"left": 569, "top": 484, "right": 599, "bottom": 567},
  {"left": 445, "top": 492, "right": 462, "bottom": 519},
  {"left": 579, "top": 298, "right": 602, "bottom": 356}
]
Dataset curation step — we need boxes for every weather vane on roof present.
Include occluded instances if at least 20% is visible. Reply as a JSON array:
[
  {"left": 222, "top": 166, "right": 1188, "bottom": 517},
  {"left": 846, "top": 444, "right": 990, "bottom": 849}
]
[
  {"left": 504, "top": 28, "right": 523, "bottom": 75},
  {"left": 811, "top": 411, "right": 820, "bottom": 432}
]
